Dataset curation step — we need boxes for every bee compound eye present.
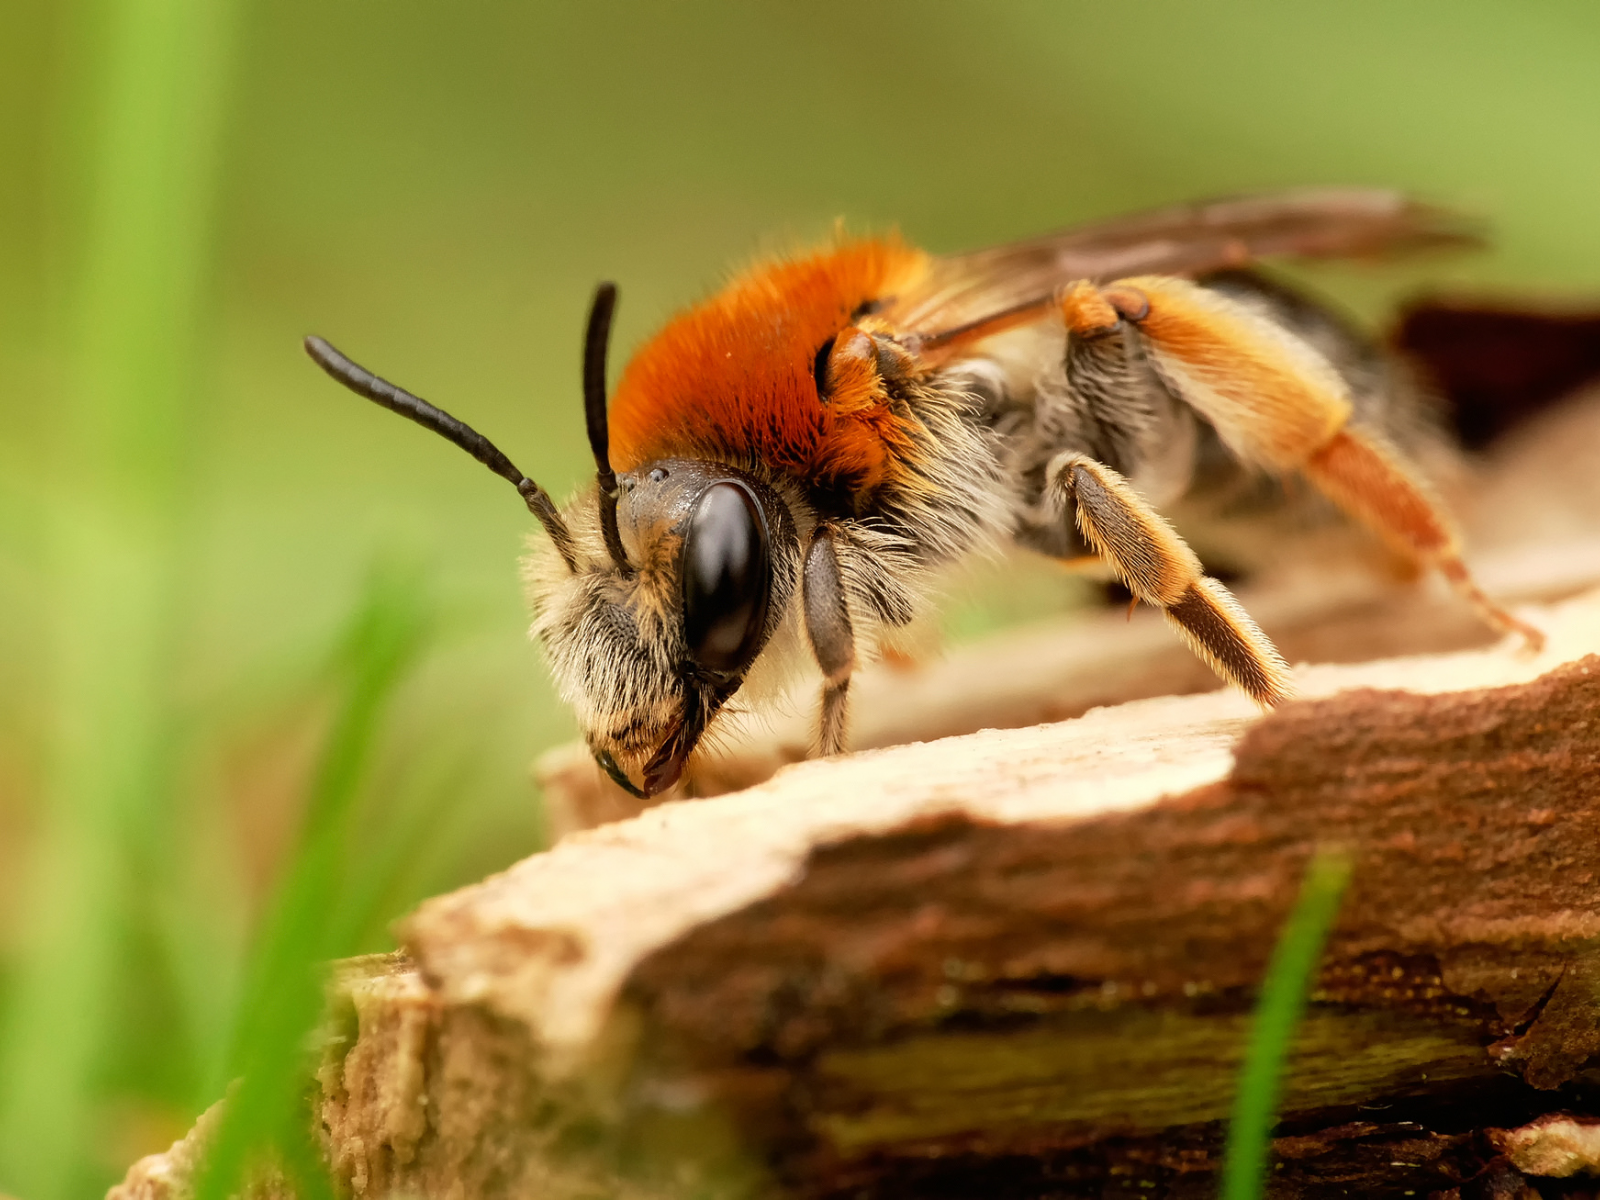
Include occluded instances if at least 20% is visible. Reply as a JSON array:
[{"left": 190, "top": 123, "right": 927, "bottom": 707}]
[{"left": 681, "top": 481, "right": 771, "bottom": 677}]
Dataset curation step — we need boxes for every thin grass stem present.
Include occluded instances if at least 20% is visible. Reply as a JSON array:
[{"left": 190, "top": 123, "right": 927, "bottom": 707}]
[{"left": 1219, "top": 848, "right": 1353, "bottom": 1200}]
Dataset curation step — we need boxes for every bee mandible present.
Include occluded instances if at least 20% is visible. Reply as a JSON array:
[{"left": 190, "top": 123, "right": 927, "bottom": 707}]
[{"left": 306, "top": 188, "right": 1543, "bottom": 799}]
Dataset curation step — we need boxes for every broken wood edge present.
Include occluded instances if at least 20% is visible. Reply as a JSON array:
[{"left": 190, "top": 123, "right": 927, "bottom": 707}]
[
  {"left": 113, "top": 587, "right": 1600, "bottom": 1199},
  {"left": 1493, "top": 1113, "right": 1600, "bottom": 1179},
  {"left": 348, "top": 630, "right": 1600, "bottom": 1197},
  {"left": 600, "top": 645, "right": 1600, "bottom": 1196},
  {"left": 407, "top": 586, "right": 1600, "bottom": 1064},
  {"left": 105, "top": 1100, "right": 294, "bottom": 1200}
]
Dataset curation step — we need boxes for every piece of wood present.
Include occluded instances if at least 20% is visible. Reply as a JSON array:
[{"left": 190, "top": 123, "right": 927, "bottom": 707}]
[
  {"left": 115, "top": 585, "right": 1600, "bottom": 1198},
  {"left": 106, "top": 1103, "right": 293, "bottom": 1200}
]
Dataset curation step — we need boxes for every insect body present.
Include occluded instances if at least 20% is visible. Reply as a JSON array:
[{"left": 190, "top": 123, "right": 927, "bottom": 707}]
[{"left": 307, "top": 189, "right": 1542, "bottom": 799}]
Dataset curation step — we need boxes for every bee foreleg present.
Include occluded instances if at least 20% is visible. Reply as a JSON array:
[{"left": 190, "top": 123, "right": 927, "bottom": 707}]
[
  {"left": 802, "top": 525, "right": 856, "bottom": 756},
  {"left": 1050, "top": 452, "right": 1294, "bottom": 707}
]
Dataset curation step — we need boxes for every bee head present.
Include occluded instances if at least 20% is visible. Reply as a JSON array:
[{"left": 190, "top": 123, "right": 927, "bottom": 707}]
[
  {"left": 526, "top": 458, "right": 799, "bottom": 797},
  {"left": 306, "top": 284, "right": 798, "bottom": 801}
]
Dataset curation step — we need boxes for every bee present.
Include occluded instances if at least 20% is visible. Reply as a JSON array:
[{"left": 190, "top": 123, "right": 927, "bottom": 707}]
[{"left": 306, "top": 188, "right": 1543, "bottom": 799}]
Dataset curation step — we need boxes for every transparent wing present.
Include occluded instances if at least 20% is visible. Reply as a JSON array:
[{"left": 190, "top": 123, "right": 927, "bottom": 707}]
[{"left": 885, "top": 188, "right": 1477, "bottom": 347}]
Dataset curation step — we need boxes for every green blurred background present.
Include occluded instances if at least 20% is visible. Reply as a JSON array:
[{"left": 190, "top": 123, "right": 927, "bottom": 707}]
[{"left": 5, "top": 1, "right": 1600, "bottom": 1194}]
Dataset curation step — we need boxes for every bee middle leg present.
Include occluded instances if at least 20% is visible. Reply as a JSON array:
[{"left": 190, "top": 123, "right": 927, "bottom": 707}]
[
  {"left": 1049, "top": 452, "right": 1294, "bottom": 707},
  {"left": 802, "top": 524, "right": 856, "bottom": 755}
]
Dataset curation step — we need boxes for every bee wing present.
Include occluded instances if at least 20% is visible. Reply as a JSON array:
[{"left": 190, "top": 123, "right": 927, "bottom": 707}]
[{"left": 886, "top": 188, "right": 1477, "bottom": 345}]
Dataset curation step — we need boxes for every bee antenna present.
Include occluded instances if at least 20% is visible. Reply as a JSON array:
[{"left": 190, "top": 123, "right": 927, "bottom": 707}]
[
  {"left": 303, "top": 335, "right": 579, "bottom": 572},
  {"left": 584, "top": 282, "right": 632, "bottom": 575}
]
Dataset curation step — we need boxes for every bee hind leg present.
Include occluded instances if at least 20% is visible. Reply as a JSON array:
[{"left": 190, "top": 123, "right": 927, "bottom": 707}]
[
  {"left": 802, "top": 525, "right": 856, "bottom": 756},
  {"left": 1101, "top": 273, "right": 1544, "bottom": 652},
  {"left": 1049, "top": 452, "right": 1294, "bottom": 707},
  {"left": 1301, "top": 427, "right": 1547, "bottom": 651}
]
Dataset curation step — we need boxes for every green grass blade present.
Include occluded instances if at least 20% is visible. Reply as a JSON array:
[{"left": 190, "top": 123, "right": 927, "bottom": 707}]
[
  {"left": 1219, "top": 849, "right": 1353, "bottom": 1200},
  {"left": 0, "top": 1, "right": 238, "bottom": 1196},
  {"left": 192, "top": 567, "right": 430, "bottom": 1200}
]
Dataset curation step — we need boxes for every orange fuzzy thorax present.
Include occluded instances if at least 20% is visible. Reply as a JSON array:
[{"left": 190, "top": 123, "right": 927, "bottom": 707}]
[{"left": 607, "top": 239, "right": 929, "bottom": 497}]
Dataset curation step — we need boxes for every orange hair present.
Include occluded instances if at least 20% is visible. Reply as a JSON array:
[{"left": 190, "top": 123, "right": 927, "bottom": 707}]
[{"left": 607, "top": 238, "right": 928, "bottom": 498}]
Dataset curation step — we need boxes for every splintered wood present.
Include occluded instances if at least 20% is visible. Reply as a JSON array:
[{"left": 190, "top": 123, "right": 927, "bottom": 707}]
[
  {"left": 118, "top": 587, "right": 1600, "bottom": 1199},
  {"left": 389, "top": 596, "right": 1600, "bottom": 1200}
]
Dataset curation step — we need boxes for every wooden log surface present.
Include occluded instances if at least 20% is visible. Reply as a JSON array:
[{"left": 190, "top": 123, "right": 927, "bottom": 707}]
[
  {"left": 110, "top": 391, "right": 1600, "bottom": 1198},
  {"left": 116, "top": 586, "right": 1600, "bottom": 1198},
  {"left": 362, "top": 593, "right": 1600, "bottom": 1199}
]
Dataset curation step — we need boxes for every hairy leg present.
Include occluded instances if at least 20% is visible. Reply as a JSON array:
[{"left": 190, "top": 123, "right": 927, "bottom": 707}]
[
  {"left": 802, "top": 525, "right": 856, "bottom": 755},
  {"left": 1077, "top": 274, "right": 1543, "bottom": 650},
  {"left": 1050, "top": 452, "right": 1293, "bottom": 706},
  {"left": 1300, "top": 427, "right": 1545, "bottom": 646}
]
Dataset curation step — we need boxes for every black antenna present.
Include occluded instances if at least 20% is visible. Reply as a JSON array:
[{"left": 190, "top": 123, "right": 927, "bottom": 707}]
[
  {"left": 584, "top": 282, "right": 631, "bottom": 574},
  {"left": 303, "top": 335, "right": 578, "bottom": 572}
]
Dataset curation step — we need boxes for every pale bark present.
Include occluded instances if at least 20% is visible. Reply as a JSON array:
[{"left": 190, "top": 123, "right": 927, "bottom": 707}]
[
  {"left": 328, "top": 590, "right": 1600, "bottom": 1199},
  {"left": 115, "top": 584, "right": 1600, "bottom": 1198}
]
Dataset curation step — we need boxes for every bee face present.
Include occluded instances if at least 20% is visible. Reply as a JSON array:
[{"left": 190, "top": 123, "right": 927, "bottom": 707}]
[{"left": 526, "top": 459, "right": 801, "bottom": 797}]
